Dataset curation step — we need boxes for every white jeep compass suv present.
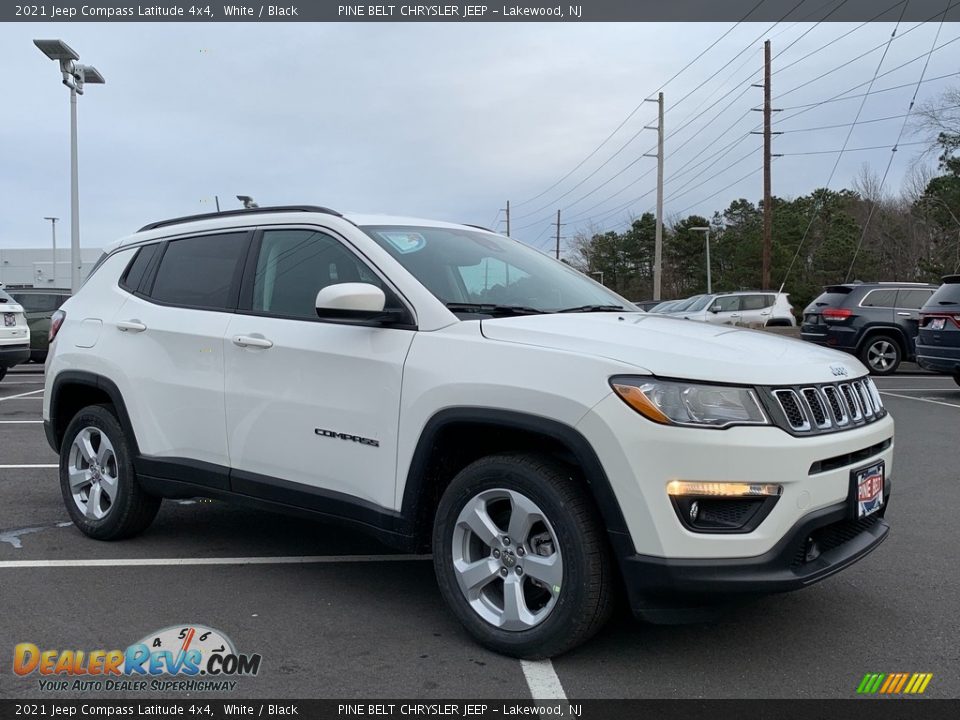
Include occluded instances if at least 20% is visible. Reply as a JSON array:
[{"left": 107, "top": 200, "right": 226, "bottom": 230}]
[{"left": 44, "top": 206, "right": 893, "bottom": 658}]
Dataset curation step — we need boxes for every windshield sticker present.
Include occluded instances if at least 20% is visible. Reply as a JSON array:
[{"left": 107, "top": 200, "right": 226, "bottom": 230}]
[{"left": 378, "top": 231, "right": 426, "bottom": 254}]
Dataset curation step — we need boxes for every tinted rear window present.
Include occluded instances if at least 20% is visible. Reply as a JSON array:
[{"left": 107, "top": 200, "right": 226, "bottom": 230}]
[
  {"left": 924, "top": 282, "right": 960, "bottom": 309},
  {"left": 896, "top": 288, "right": 935, "bottom": 310},
  {"left": 10, "top": 293, "right": 65, "bottom": 312},
  {"left": 148, "top": 233, "right": 249, "bottom": 311},
  {"left": 810, "top": 291, "right": 852, "bottom": 308}
]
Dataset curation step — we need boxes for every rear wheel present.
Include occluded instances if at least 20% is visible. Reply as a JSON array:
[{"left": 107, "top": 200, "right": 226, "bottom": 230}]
[
  {"left": 59, "top": 404, "right": 161, "bottom": 540},
  {"left": 859, "top": 335, "right": 902, "bottom": 375},
  {"left": 432, "top": 453, "right": 613, "bottom": 658}
]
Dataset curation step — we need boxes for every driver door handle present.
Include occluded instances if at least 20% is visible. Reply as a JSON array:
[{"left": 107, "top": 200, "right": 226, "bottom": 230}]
[
  {"left": 897, "top": 312, "right": 912, "bottom": 317},
  {"left": 232, "top": 334, "right": 274, "bottom": 349},
  {"left": 116, "top": 320, "right": 147, "bottom": 333}
]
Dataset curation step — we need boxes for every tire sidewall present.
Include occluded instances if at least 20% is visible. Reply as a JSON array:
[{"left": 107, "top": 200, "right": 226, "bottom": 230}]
[
  {"left": 432, "top": 458, "right": 595, "bottom": 656},
  {"left": 59, "top": 405, "right": 138, "bottom": 539}
]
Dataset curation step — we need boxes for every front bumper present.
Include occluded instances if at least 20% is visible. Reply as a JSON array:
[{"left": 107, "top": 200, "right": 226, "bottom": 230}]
[
  {"left": 620, "top": 494, "right": 889, "bottom": 621},
  {"left": 0, "top": 343, "right": 30, "bottom": 369}
]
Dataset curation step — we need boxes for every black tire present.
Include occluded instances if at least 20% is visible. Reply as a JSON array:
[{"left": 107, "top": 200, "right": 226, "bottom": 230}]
[
  {"left": 59, "top": 404, "right": 161, "bottom": 540},
  {"left": 953, "top": 372, "right": 960, "bottom": 388},
  {"left": 432, "top": 453, "right": 614, "bottom": 658},
  {"left": 0, "top": 367, "right": 6, "bottom": 382},
  {"left": 859, "top": 334, "right": 902, "bottom": 375}
]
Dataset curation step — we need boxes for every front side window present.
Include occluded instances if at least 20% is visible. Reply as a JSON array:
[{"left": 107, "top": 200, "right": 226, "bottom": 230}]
[
  {"left": 361, "top": 225, "right": 631, "bottom": 313},
  {"left": 250, "top": 229, "right": 396, "bottom": 319},
  {"left": 149, "top": 232, "right": 250, "bottom": 311}
]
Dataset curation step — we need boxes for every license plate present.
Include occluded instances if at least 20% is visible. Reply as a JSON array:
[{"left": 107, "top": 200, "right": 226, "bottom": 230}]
[
  {"left": 929, "top": 318, "right": 946, "bottom": 330},
  {"left": 3, "top": 314, "right": 14, "bottom": 327},
  {"left": 852, "top": 462, "right": 884, "bottom": 518}
]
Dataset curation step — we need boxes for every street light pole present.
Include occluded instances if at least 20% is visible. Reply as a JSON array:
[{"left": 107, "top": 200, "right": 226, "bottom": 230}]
[
  {"left": 34, "top": 39, "right": 105, "bottom": 293},
  {"left": 43, "top": 217, "right": 59, "bottom": 284},
  {"left": 690, "top": 226, "right": 712, "bottom": 294},
  {"left": 590, "top": 271, "right": 604, "bottom": 286}
]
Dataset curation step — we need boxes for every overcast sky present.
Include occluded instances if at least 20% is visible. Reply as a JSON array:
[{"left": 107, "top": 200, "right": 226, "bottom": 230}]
[{"left": 1, "top": 20, "right": 957, "bottom": 254}]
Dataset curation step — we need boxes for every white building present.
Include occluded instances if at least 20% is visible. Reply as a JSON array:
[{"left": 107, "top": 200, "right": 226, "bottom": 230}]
[{"left": 0, "top": 248, "right": 101, "bottom": 289}]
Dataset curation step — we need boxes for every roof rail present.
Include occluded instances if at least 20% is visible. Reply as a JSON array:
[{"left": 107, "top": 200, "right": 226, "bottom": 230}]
[
  {"left": 462, "top": 223, "right": 495, "bottom": 233},
  {"left": 137, "top": 205, "right": 342, "bottom": 233}
]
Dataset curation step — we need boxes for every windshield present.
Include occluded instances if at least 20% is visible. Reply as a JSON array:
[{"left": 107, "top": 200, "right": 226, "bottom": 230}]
[
  {"left": 361, "top": 225, "right": 633, "bottom": 313},
  {"left": 684, "top": 295, "right": 713, "bottom": 312},
  {"left": 670, "top": 295, "right": 706, "bottom": 312}
]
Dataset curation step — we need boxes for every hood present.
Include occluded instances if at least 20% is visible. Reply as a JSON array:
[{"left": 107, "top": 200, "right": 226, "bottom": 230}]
[{"left": 480, "top": 313, "right": 865, "bottom": 386}]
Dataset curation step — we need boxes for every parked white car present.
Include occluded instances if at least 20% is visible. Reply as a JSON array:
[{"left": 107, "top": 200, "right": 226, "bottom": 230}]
[
  {"left": 0, "top": 286, "right": 31, "bottom": 381},
  {"left": 43, "top": 206, "right": 891, "bottom": 658},
  {"left": 672, "top": 291, "right": 796, "bottom": 327}
]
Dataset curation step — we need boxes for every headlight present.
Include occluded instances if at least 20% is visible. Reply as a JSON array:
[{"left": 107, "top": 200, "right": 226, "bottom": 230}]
[{"left": 610, "top": 376, "right": 769, "bottom": 429}]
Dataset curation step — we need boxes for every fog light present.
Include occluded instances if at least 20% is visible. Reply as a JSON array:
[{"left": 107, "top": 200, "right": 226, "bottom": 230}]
[{"left": 667, "top": 481, "right": 782, "bottom": 534}]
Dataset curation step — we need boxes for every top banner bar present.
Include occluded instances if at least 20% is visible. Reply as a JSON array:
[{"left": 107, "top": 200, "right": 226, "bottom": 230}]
[{"left": 5, "top": 0, "right": 960, "bottom": 23}]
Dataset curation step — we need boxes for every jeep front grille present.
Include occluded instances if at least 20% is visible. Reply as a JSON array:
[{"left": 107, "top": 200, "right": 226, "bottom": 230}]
[{"left": 765, "top": 378, "right": 885, "bottom": 435}]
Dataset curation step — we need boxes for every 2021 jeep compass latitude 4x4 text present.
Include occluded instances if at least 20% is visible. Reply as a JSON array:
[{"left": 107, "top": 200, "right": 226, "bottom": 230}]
[{"left": 44, "top": 206, "right": 893, "bottom": 658}]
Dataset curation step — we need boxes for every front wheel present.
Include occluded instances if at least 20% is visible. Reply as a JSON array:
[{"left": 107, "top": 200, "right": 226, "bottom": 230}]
[
  {"left": 59, "top": 404, "right": 161, "bottom": 540},
  {"left": 432, "top": 453, "right": 613, "bottom": 658},
  {"left": 859, "top": 335, "right": 902, "bottom": 375}
]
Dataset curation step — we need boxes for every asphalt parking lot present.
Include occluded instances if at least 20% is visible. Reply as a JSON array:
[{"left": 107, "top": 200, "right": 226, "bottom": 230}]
[{"left": 1, "top": 364, "right": 958, "bottom": 700}]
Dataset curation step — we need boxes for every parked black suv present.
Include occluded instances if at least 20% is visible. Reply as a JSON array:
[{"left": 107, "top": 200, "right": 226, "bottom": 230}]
[
  {"left": 916, "top": 276, "right": 960, "bottom": 385},
  {"left": 801, "top": 282, "right": 938, "bottom": 375}
]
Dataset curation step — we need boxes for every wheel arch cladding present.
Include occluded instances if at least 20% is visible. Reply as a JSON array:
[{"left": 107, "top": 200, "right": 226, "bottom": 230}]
[
  {"left": 48, "top": 371, "right": 139, "bottom": 456},
  {"left": 400, "top": 408, "right": 634, "bottom": 556}
]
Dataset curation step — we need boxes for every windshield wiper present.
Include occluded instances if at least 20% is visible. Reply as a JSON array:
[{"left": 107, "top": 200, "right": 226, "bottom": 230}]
[
  {"left": 556, "top": 304, "right": 625, "bottom": 313},
  {"left": 445, "top": 302, "right": 547, "bottom": 316}
]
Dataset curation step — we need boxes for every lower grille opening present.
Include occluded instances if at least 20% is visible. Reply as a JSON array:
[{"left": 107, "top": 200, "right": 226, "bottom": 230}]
[{"left": 791, "top": 514, "right": 883, "bottom": 568}]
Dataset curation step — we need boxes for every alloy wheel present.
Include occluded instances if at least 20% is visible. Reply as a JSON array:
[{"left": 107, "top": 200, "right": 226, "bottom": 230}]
[
  {"left": 68, "top": 426, "right": 119, "bottom": 520},
  {"left": 867, "top": 340, "right": 897, "bottom": 372},
  {"left": 451, "top": 488, "right": 563, "bottom": 631}
]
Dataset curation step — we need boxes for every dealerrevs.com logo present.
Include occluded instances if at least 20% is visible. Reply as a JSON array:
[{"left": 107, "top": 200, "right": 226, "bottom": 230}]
[{"left": 13, "top": 624, "right": 262, "bottom": 693}]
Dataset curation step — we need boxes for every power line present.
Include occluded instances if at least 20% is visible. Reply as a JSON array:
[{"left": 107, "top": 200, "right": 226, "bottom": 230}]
[
  {"left": 512, "top": 0, "right": 812, "bottom": 224},
  {"left": 510, "top": 0, "right": 769, "bottom": 209},
  {"left": 781, "top": 104, "right": 960, "bottom": 133},
  {"left": 778, "top": 2, "right": 909, "bottom": 292},
  {"left": 846, "top": 0, "right": 952, "bottom": 280},
  {"left": 780, "top": 140, "right": 929, "bottom": 155}
]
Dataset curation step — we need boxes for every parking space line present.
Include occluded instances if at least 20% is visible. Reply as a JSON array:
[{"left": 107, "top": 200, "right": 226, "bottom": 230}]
[
  {"left": 0, "top": 554, "right": 431, "bottom": 569},
  {"left": 880, "top": 391, "right": 960, "bottom": 409},
  {"left": 520, "top": 659, "right": 567, "bottom": 703},
  {"left": 0, "top": 420, "right": 43, "bottom": 424},
  {"left": 0, "top": 464, "right": 57, "bottom": 469},
  {"left": 0, "top": 389, "right": 43, "bottom": 402}
]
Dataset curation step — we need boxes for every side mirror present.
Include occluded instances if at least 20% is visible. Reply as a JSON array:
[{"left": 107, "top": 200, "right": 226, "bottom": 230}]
[
  {"left": 316, "top": 283, "right": 387, "bottom": 320},
  {"left": 709, "top": 306, "right": 720, "bottom": 313}
]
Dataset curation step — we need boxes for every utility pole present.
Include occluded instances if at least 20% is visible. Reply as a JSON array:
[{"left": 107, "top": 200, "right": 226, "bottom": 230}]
[
  {"left": 762, "top": 39, "right": 772, "bottom": 291},
  {"left": 752, "top": 40, "right": 781, "bottom": 291},
  {"left": 503, "top": 200, "right": 511, "bottom": 236},
  {"left": 44, "top": 217, "right": 59, "bottom": 285},
  {"left": 644, "top": 92, "right": 664, "bottom": 300},
  {"left": 555, "top": 209, "right": 562, "bottom": 260}
]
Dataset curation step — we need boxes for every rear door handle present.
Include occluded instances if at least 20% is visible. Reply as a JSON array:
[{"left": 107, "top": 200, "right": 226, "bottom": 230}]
[
  {"left": 897, "top": 312, "right": 912, "bottom": 317},
  {"left": 232, "top": 334, "right": 273, "bottom": 349},
  {"left": 116, "top": 320, "right": 147, "bottom": 333}
]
